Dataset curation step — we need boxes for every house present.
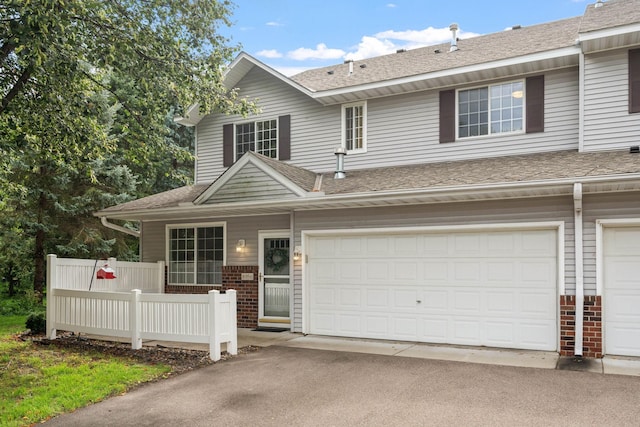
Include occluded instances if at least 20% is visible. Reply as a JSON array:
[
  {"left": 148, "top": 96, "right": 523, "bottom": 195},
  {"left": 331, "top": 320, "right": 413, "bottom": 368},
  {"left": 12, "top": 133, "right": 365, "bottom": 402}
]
[{"left": 96, "top": 0, "right": 640, "bottom": 359}]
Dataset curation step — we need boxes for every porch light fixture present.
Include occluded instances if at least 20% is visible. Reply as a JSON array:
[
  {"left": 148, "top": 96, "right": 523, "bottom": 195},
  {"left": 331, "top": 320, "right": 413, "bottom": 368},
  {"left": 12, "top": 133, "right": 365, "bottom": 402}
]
[
  {"left": 236, "top": 239, "right": 246, "bottom": 252},
  {"left": 293, "top": 246, "right": 302, "bottom": 261}
]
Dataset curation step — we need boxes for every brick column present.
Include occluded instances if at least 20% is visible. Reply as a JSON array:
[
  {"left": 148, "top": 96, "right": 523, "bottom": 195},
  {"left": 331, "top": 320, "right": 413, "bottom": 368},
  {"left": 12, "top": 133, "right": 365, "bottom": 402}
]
[
  {"left": 559, "top": 295, "right": 602, "bottom": 358},
  {"left": 222, "top": 265, "right": 259, "bottom": 329}
]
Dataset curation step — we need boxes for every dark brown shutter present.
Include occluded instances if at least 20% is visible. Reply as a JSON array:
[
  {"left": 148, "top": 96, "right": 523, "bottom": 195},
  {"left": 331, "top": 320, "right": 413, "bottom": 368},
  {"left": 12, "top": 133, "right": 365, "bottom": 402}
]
[
  {"left": 223, "top": 123, "right": 234, "bottom": 167},
  {"left": 439, "top": 89, "right": 456, "bottom": 143},
  {"left": 630, "top": 49, "right": 640, "bottom": 113},
  {"left": 278, "top": 115, "right": 291, "bottom": 160},
  {"left": 526, "top": 75, "right": 545, "bottom": 133}
]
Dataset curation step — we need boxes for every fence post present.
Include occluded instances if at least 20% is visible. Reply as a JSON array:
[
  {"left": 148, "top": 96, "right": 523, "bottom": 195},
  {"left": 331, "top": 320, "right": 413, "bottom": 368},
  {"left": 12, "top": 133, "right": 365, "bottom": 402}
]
[
  {"left": 226, "top": 290, "right": 238, "bottom": 356},
  {"left": 108, "top": 257, "right": 117, "bottom": 291},
  {"left": 209, "top": 290, "right": 221, "bottom": 361},
  {"left": 130, "top": 289, "right": 142, "bottom": 349},
  {"left": 157, "top": 260, "right": 165, "bottom": 293},
  {"left": 46, "top": 254, "right": 57, "bottom": 340}
]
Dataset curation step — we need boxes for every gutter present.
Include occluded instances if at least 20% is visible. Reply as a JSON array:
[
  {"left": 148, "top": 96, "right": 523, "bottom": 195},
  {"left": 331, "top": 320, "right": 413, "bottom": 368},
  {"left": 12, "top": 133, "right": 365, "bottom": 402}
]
[
  {"left": 100, "top": 216, "right": 140, "bottom": 238},
  {"left": 94, "top": 173, "right": 640, "bottom": 221}
]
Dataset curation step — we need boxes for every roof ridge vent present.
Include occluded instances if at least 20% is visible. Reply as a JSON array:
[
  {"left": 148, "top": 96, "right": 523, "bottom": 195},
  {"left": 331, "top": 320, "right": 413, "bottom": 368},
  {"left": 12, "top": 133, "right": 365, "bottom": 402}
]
[{"left": 449, "top": 23, "right": 459, "bottom": 52}]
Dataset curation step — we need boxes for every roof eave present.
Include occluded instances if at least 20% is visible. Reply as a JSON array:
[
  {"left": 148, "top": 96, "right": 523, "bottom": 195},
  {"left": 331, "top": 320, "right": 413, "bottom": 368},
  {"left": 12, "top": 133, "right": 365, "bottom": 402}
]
[
  {"left": 224, "top": 52, "right": 316, "bottom": 98},
  {"left": 310, "top": 46, "right": 581, "bottom": 105},
  {"left": 578, "top": 23, "right": 640, "bottom": 53},
  {"left": 96, "top": 173, "right": 640, "bottom": 222}
]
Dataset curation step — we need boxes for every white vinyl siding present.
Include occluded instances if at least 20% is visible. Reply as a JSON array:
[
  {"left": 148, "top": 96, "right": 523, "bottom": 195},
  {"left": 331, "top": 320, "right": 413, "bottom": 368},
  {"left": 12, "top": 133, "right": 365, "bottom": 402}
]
[
  {"left": 195, "top": 68, "right": 579, "bottom": 181},
  {"left": 583, "top": 49, "right": 640, "bottom": 151},
  {"left": 292, "top": 197, "right": 574, "bottom": 332}
]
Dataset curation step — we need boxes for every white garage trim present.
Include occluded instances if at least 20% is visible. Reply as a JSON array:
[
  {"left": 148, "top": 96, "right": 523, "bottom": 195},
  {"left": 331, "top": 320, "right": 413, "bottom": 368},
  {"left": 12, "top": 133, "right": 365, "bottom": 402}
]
[
  {"left": 596, "top": 218, "right": 640, "bottom": 296},
  {"left": 301, "top": 221, "right": 565, "bottom": 346},
  {"left": 596, "top": 219, "right": 640, "bottom": 356}
]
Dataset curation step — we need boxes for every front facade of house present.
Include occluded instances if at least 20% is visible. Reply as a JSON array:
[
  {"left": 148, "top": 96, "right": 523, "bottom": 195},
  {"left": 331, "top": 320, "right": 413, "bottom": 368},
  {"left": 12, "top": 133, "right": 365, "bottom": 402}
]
[{"left": 97, "top": 0, "right": 640, "bottom": 358}]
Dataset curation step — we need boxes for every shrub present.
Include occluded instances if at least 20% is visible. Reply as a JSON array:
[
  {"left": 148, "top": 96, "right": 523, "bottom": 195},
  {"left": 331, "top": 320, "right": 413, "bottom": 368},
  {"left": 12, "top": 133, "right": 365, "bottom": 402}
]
[{"left": 25, "top": 312, "right": 46, "bottom": 334}]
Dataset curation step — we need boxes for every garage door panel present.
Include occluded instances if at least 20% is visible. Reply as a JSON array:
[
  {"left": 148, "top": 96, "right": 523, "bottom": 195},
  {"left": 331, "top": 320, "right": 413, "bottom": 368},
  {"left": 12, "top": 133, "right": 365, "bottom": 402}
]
[
  {"left": 604, "top": 226, "right": 640, "bottom": 356},
  {"left": 453, "top": 291, "right": 481, "bottom": 313},
  {"left": 308, "top": 229, "right": 557, "bottom": 351},
  {"left": 519, "top": 321, "right": 557, "bottom": 349},
  {"left": 423, "top": 290, "right": 448, "bottom": 311},
  {"left": 421, "top": 318, "right": 448, "bottom": 341}
]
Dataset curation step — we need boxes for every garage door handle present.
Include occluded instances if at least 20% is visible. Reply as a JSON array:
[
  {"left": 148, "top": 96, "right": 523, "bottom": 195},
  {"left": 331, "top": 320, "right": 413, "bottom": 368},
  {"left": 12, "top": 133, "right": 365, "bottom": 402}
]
[{"left": 416, "top": 300, "right": 422, "bottom": 304}]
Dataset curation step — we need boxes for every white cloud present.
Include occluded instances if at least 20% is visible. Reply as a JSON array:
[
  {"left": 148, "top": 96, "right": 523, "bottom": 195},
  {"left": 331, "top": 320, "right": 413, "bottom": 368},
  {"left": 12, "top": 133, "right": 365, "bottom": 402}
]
[
  {"left": 344, "top": 26, "right": 481, "bottom": 61},
  {"left": 287, "top": 43, "right": 346, "bottom": 61},
  {"left": 386, "top": 3, "right": 397, "bottom": 7},
  {"left": 266, "top": 21, "right": 283, "bottom": 27},
  {"left": 257, "top": 49, "right": 283, "bottom": 59},
  {"left": 344, "top": 36, "right": 396, "bottom": 61}
]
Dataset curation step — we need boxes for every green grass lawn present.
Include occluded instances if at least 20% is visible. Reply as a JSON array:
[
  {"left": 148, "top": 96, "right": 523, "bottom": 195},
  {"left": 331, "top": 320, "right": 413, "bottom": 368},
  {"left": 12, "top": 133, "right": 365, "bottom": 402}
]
[{"left": 0, "top": 315, "right": 171, "bottom": 426}]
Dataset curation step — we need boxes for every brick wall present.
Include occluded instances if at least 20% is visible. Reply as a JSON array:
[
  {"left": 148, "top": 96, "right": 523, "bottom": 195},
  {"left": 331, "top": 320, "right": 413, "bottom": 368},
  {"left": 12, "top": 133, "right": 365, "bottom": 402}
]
[
  {"left": 221, "top": 265, "right": 259, "bottom": 329},
  {"left": 559, "top": 295, "right": 602, "bottom": 358}
]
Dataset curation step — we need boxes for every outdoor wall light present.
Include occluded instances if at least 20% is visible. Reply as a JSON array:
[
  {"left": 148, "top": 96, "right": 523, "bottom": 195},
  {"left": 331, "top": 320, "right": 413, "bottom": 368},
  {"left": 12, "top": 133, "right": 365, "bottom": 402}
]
[
  {"left": 236, "top": 239, "right": 246, "bottom": 253},
  {"left": 293, "top": 246, "right": 302, "bottom": 261}
]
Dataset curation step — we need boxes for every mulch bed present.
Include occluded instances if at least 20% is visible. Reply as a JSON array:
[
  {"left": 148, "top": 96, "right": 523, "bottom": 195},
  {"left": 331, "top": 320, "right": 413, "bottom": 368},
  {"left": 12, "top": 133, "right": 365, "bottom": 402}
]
[{"left": 22, "top": 331, "right": 258, "bottom": 376}]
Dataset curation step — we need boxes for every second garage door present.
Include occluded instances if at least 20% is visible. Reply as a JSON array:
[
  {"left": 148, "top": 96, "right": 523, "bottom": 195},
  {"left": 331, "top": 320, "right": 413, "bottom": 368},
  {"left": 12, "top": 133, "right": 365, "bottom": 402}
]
[{"left": 307, "top": 228, "right": 558, "bottom": 351}]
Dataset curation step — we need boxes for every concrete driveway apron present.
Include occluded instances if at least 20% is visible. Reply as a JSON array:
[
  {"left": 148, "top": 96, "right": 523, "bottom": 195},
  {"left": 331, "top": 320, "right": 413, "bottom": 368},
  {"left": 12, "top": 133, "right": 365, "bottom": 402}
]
[{"left": 45, "top": 345, "right": 640, "bottom": 426}]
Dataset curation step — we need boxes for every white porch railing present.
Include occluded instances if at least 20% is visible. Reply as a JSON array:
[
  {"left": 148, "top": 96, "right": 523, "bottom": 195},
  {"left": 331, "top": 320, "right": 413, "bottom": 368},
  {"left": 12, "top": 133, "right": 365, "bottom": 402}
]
[
  {"left": 51, "top": 255, "right": 164, "bottom": 293},
  {"left": 46, "top": 254, "right": 237, "bottom": 361}
]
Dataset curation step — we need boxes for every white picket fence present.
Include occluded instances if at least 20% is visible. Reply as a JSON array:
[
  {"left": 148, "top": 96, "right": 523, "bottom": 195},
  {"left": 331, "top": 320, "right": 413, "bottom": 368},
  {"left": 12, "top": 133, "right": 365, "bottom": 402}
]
[
  {"left": 50, "top": 255, "right": 164, "bottom": 293},
  {"left": 46, "top": 255, "right": 237, "bottom": 361}
]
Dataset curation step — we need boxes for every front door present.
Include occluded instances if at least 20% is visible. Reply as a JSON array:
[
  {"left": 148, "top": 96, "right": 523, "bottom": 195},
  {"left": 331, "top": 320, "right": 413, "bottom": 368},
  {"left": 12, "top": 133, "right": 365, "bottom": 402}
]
[{"left": 258, "top": 231, "right": 291, "bottom": 328}]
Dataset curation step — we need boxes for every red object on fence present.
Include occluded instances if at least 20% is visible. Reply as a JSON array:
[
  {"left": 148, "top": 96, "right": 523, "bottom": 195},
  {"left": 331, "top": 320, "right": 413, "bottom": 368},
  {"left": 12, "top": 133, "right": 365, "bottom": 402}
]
[{"left": 96, "top": 265, "right": 116, "bottom": 279}]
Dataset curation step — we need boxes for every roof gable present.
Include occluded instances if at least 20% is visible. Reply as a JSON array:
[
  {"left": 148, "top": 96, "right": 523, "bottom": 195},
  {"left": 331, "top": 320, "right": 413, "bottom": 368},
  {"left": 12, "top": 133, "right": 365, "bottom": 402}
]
[{"left": 193, "top": 151, "right": 319, "bottom": 205}]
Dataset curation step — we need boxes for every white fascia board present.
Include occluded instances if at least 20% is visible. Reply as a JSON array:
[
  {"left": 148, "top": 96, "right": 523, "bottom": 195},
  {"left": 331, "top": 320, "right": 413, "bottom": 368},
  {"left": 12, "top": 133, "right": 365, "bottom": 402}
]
[
  {"left": 173, "top": 103, "right": 202, "bottom": 127},
  {"left": 225, "top": 53, "right": 316, "bottom": 98},
  {"left": 192, "top": 153, "right": 310, "bottom": 205},
  {"left": 312, "top": 46, "right": 581, "bottom": 103},
  {"left": 578, "top": 23, "right": 640, "bottom": 42},
  {"left": 98, "top": 173, "right": 640, "bottom": 221}
]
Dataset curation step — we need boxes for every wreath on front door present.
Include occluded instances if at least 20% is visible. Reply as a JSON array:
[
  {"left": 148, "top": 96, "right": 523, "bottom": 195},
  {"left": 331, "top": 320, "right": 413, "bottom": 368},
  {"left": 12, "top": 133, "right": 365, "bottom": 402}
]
[{"left": 265, "top": 248, "right": 289, "bottom": 272}]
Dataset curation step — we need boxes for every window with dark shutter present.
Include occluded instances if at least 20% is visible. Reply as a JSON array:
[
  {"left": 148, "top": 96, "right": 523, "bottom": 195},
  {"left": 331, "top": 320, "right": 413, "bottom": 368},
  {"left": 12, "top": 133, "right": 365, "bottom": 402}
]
[
  {"left": 439, "top": 89, "right": 456, "bottom": 143},
  {"left": 526, "top": 75, "right": 544, "bottom": 133},
  {"left": 630, "top": 49, "right": 640, "bottom": 114},
  {"left": 222, "top": 123, "right": 233, "bottom": 167},
  {"left": 279, "top": 115, "right": 291, "bottom": 160}
]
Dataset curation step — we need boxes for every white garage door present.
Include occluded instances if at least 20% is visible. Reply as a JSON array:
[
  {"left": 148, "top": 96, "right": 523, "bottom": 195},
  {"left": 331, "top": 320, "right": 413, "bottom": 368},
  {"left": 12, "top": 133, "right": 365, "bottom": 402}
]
[
  {"left": 604, "top": 226, "right": 640, "bottom": 357},
  {"left": 308, "top": 228, "right": 558, "bottom": 351}
]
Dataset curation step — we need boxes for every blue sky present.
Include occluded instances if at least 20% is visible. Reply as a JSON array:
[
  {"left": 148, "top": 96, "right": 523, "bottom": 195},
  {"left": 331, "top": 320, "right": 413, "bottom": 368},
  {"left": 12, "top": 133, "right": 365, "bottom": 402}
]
[{"left": 222, "top": 0, "right": 593, "bottom": 76}]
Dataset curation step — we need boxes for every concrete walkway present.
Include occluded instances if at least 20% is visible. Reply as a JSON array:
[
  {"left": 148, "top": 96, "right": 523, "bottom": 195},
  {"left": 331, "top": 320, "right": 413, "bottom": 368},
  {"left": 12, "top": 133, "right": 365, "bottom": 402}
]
[
  {"left": 232, "top": 329, "right": 640, "bottom": 376},
  {"left": 95, "top": 328, "right": 640, "bottom": 376}
]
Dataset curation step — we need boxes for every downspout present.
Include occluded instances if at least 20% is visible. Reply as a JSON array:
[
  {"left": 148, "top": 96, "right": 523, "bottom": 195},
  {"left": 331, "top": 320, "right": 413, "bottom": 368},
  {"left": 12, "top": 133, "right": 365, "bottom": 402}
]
[
  {"left": 100, "top": 216, "right": 140, "bottom": 238},
  {"left": 573, "top": 183, "right": 584, "bottom": 357},
  {"left": 578, "top": 48, "right": 585, "bottom": 152}
]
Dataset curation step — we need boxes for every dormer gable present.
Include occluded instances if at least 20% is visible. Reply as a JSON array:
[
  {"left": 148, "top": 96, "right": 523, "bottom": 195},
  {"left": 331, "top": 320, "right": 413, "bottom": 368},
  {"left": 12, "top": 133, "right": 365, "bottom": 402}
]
[{"left": 194, "top": 151, "right": 320, "bottom": 205}]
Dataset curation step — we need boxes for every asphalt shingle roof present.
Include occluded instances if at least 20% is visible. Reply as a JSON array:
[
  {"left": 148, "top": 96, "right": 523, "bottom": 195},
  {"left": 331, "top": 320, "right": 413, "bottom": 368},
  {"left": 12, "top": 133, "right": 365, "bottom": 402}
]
[
  {"left": 580, "top": 0, "right": 640, "bottom": 33},
  {"left": 290, "top": 17, "right": 583, "bottom": 92},
  {"left": 98, "top": 150, "right": 640, "bottom": 213}
]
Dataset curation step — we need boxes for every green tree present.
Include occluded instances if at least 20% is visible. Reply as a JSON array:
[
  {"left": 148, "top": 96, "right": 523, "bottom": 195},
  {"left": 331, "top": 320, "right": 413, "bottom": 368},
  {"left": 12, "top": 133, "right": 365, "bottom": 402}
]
[{"left": 0, "top": 0, "right": 255, "bottom": 298}]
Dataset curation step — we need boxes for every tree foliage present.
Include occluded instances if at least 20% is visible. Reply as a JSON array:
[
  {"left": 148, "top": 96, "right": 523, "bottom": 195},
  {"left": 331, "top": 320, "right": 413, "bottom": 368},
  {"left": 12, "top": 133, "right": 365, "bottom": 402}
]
[{"left": 0, "top": 0, "right": 254, "bottom": 298}]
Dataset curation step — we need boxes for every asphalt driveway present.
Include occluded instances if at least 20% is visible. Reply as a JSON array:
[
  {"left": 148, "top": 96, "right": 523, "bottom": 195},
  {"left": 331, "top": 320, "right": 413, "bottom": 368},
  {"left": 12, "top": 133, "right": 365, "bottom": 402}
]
[{"left": 46, "top": 346, "right": 640, "bottom": 426}]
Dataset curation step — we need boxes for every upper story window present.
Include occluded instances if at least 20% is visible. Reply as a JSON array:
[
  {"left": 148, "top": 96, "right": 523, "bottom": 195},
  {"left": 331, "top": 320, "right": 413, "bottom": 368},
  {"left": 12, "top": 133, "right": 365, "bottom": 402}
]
[
  {"left": 630, "top": 48, "right": 640, "bottom": 113},
  {"left": 439, "top": 76, "right": 543, "bottom": 144},
  {"left": 342, "top": 101, "right": 367, "bottom": 153},
  {"left": 167, "top": 223, "right": 225, "bottom": 286},
  {"left": 458, "top": 81, "right": 524, "bottom": 138},
  {"left": 223, "top": 115, "right": 290, "bottom": 167},
  {"left": 235, "top": 119, "right": 278, "bottom": 161}
]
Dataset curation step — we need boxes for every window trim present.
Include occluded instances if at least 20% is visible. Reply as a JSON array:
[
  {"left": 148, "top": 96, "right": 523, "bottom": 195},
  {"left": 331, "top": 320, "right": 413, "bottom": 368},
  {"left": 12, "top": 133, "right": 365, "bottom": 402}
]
[
  {"left": 455, "top": 79, "right": 526, "bottom": 141},
  {"left": 341, "top": 101, "right": 367, "bottom": 154},
  {"left": 233, "top": 117, "right": 279, "bottom": 161},
  {"left": 165, "top": 221, "right": 227, "bottom": 287}
]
